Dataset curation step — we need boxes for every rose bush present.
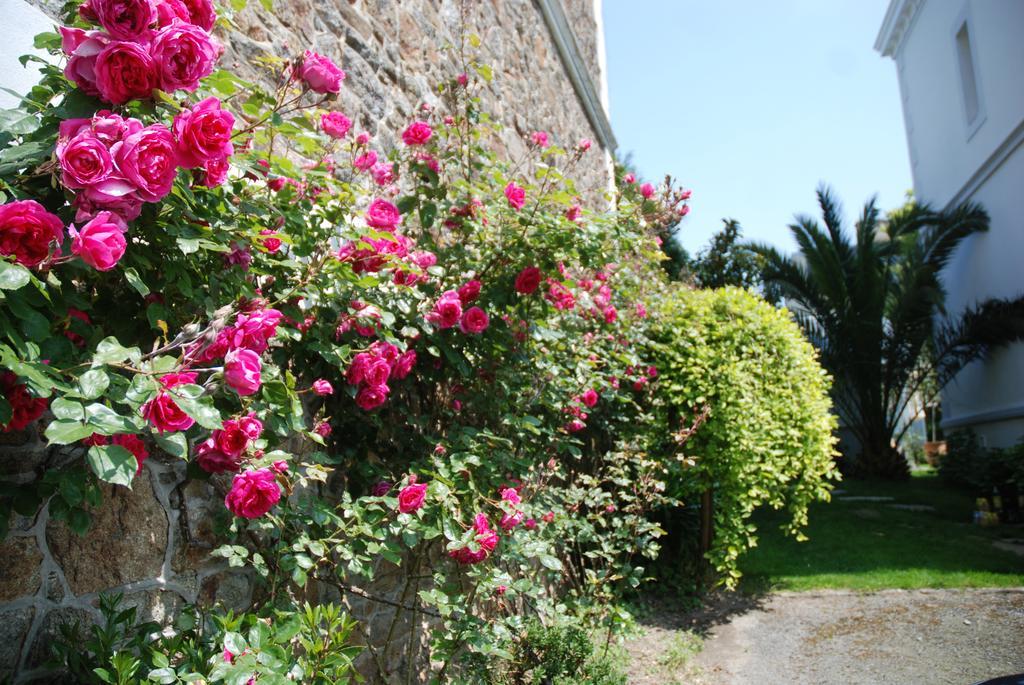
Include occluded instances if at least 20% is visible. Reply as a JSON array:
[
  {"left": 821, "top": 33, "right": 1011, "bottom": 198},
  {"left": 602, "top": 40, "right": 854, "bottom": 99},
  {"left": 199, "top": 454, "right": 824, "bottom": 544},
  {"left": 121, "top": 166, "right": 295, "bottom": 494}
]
[{"left": 0, "top": 3, "right": 834, "bottom": 681}]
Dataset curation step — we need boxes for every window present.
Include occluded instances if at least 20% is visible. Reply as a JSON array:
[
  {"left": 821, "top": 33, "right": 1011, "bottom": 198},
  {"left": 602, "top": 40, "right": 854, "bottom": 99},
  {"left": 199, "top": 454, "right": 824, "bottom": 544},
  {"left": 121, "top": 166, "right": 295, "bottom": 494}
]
[{"left": 955, "top": 21, "right": 980, "bottom": 126}]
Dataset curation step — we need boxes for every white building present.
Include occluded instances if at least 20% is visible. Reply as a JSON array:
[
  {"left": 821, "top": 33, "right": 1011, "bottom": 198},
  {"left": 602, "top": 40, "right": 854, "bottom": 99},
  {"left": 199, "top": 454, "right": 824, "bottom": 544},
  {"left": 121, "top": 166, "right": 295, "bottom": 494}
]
[{"left": 876, "top": 0, "right": 1024, "bottom": 447}]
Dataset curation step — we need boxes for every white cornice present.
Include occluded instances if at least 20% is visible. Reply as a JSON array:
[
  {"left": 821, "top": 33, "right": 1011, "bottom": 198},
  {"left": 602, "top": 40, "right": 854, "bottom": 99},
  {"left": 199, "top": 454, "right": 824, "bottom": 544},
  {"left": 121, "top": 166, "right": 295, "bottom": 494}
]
[
  {"left": 874, "top": 0, "right": 925, "bottom": 58},
  {"left": 535, "top": 0, "right": 617, "bottom": 151}
]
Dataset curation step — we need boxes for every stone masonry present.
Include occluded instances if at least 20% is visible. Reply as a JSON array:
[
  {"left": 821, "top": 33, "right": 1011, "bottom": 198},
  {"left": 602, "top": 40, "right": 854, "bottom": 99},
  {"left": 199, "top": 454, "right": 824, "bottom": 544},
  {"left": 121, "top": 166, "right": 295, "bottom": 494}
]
[{"left": 5, "top": 0, "right": 613, "bottom": 681}]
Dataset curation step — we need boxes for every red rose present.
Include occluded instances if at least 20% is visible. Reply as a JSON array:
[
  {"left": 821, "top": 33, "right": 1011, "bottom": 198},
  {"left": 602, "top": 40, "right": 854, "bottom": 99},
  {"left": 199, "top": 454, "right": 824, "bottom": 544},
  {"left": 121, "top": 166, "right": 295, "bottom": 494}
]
[
  {"left": 0, "top": 200, "right": 64, "bottom": 267},
  {"left": 514, "top": 266, "right": 542, "bottom": 294},
  {"left": 0, "top": 372, "right": 49, "bottom": 433},
  {"left": 397, "top": 482, "right": 427, "bottom": 513}
]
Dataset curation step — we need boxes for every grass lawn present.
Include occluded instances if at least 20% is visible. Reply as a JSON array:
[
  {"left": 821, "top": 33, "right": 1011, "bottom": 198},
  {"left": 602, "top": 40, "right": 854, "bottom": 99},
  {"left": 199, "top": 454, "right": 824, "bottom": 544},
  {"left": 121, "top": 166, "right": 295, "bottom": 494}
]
[{"left": 739, "top": 471, "right": 1024, "bottom": 591}]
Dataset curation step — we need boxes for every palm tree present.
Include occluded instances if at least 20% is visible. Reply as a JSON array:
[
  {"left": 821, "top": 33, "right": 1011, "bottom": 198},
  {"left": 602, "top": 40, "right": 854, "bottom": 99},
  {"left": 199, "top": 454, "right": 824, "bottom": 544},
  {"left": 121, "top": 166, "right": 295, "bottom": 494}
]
[{"left": 751, "top": 187, "right": 1024, "bottom": 478}]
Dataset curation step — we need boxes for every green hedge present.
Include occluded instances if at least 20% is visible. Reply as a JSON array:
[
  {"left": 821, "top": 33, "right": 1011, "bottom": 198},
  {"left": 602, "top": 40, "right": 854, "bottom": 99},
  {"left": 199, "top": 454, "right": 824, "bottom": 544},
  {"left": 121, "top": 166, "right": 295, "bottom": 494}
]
[{"left": 651, "top": 287, "right": 839, "bottom": 583}]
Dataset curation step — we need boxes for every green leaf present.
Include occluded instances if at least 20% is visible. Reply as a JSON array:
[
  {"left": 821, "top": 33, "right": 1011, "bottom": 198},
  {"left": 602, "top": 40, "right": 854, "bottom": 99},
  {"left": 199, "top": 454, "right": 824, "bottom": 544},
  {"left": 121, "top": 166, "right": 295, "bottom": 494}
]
[
  {"left": 147, "top": 668, "right": 176, "bottom": 684},
  {"left": 538, "top": 554, "right": 563, "bottom": 571},
  {"left": 0, "top": 262, "right": 30, "bottom": 290},
  {"left": 123, "top": 267, "right": 150, "bottom": 297},
  {"left": 223, "top": 632, "right": 247, "bottom": 657},
  {"left": 51, "top": 398, "right": 86, "bottom": 421},
  {"left": 44, "top": 420, "right": 95, "bottom": 445},
  {"left": 170, "top": 384, "right": 222, "bottom": 429},
  {"left": 154, "top": 432, "right": 188, "bottom": 458},
  {"left": 85, "top": 403, "right": 137, "bottom": 434},
  {"left": 78, "top": 369, "right": 110, "bottom": 400},
  {"left": 86, "top": 444, "right": 137, "bottom": 487},
  {"left": 93, "top": 337, "right": 140, "bottom": 366},
  {"left": 419, "top": 202, "right": 437, "bottom": 229}
]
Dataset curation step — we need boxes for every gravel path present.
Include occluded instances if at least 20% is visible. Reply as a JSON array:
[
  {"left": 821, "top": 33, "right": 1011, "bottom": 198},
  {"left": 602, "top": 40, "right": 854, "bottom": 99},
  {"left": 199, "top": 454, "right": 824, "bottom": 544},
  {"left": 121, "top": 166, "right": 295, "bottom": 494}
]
[{"left": 624, "top": 589, "right": 1024, "bottom": 685}]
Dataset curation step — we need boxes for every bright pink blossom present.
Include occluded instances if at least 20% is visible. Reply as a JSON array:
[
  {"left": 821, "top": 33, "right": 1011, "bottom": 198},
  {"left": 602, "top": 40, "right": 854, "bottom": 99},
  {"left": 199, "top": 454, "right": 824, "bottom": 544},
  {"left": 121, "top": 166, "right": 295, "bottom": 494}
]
[
  {"left": 90, "top": 0, "right": 157, "bottom": 40},
  {"left": 426, "top": 291, "right": 462, "bottom": 329},
  {"left": 299, "top": 50, "right": 345, "bottom": 94},
  {"left": 173, "top": 97, "right": 234, "bottom": 168},
  {"left": 401, "top": 121, "right": 433, "bottom": 146},
  {"left": 355, "top": 383, "right": 389, "bottom": 411},
  {"left": 457, "top": 280, "right": 481, "bottom": 304},
  {"left": 114, "top": 123, "right": 178, "bottom": 202},
  {"left": 94, "top": 40, "right": 156, "bottom": 104},
  {"left": 504, "top": 181, "right": 525, "bottom": 210},
  {"left": 640, "top": 182, "right": 655, "bottom": 199},
  {"left": 69, "top": 211, "right": 127, "bottom": 271},
  {"left": 150, "top": 22, "right": 218, "bottom": 93},
  {"left": 312, "top": 379, "right": 334, "bottom": 395},
  {"left": 580, "top": 388, "right": 599, "bottom": 408},
  {"left": 320, "top": 111, "right": 351, "bottom": 138},
  {"left": 141, "top": 371, "right": 197, "bottom": 432},
  {"left": 531, "top": 130, "right": 549, "bottom": 148},
  {"left": 397, "top": 482, "right": 427, "bottom": 513},
  {"left": 225, "top": 468, "right": 281, "bottom": 518},
  {"left": 365, "top": 198, "right": 401, "bottom": 230},
  {"left": 459, "top": 307, "right": 489, "bottom": 335},
  {"left": 224, "top": 348, "right": 262, "bottom": 396}
]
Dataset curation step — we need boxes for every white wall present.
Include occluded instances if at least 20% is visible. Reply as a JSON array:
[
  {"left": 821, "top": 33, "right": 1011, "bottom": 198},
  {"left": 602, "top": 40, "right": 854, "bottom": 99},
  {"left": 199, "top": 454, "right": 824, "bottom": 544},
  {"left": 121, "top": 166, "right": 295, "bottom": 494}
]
[
  {"left": 1, "top": 0, "right": 55, "bottom": 108},
  {"left": 891, "top": 0, "right": 1024, "bottom": 446}
]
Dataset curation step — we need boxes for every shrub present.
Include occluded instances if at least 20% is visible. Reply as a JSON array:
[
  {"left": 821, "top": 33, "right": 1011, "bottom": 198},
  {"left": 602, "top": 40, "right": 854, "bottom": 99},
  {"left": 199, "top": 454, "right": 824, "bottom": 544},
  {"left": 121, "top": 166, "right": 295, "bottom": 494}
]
[{"left": 648, "top": 287, "right": 839, "bottom": 583}]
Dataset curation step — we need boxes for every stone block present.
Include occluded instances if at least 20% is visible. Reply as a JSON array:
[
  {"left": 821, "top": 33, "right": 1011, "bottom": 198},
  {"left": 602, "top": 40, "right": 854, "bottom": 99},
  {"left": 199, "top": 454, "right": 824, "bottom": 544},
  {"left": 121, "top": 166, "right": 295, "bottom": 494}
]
[
  {"left": 46, "top": 470, "right": 168, "bottom": 596},
  {"left": 0, "top": 535, "right": 43, "bottom": 601},
  {"left": 0, "top": 606, "right": 34, "bottom": 680}
]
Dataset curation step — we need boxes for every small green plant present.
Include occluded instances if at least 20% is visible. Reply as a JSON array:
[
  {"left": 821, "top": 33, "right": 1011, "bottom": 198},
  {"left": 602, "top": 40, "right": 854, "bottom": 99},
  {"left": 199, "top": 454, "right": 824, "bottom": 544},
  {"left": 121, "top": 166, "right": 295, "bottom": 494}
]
[
  {"left": 658, "top": 631, "right": 703, "bottom": 671},
  {"left": 51, "top": 594, "right": 361, "bottom": 684}
]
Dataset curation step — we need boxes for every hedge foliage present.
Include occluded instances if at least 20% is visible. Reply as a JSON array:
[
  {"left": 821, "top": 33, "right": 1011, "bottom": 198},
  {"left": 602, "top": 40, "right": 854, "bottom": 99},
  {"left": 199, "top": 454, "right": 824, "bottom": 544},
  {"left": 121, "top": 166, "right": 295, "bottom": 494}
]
[{"left": 650, "top": 287, "right": 839, "bottom": 582}]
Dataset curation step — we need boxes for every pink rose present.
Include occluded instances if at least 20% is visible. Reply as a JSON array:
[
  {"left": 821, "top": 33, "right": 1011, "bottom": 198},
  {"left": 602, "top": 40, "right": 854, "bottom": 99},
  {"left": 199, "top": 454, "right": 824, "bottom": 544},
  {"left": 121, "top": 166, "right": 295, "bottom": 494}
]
[
  {"left": 426, "top": 291, "right": 462, "bottom": 329},
  {"left": 499, "top": 510, "right": 524, "bottom": 532},
  {"left": 353, "top": 150, "right": 377, "bottom": 171},
  {"left": 179, "top": 0, "right": 216, "bottom": 29},
  {"left": 312, "top": 379, "right": 333, "bottom": 395},
  {"left": 173, "top": 97, "right": 234, "bottom": 168},
  {"left": 0, "top": 200, "right": 64, "bottom": 268},
  {"left": 647, "top": 365, "right": 658, "bottom": 378},
  {"left": 411, "top": 251, "right": 436, "bottom": 269},
  {"left": 371, "top": 480, "right": 392, "bottom": 496},
  {"left": 578, "top": 138, "right": 592, "bottom": 151},
  {"left": 70, "top": 211, "right": 127, "bottom": 271},
  {"left": 95, "top": 40, "right": 156, "bottom": 104},
  {"left": 195, "top": 438, "right": 242, "bottom": 474},
  {"left": 91, "top": 0, "right": 157, "bottom": 40},
  {"left": 504, "top": 181, "right": 525, "bottom": 210},
  {"left": 623, "top": 173, "right": 635, "bottom": 184},
  {"left": 514, "top": 266, "right": 541, "bottom": 295},
  {"left": 355, "top": 383, "right": 389, "bottom": 411},
  {"left": 155, "top": 0, "right": 190, "bottom": 25},
  {"left": 202, "top": 157, "right": 229, "bottom": 187},
  {"left": 500, "top": 487, "right": 521, "bottom": 505},
  {"left": 320, "top": 111, "right": 351, "bottom": 138},
  {"left": 640, "top": 182, "right": 655, "bottom": 199},
  {"left": 365, "top": 198, "right": 401, "bottom": 230},
  {"left": 299, "top": 50, "right": 345, "bottom": 94},
  {"left": 603, "top": 306, "right": 618, "bottom": 324},
  {"left": 459, "top": 307, "right": 489, "bottom": 335},
  {"left": 391, "top": 350, "right": 417, "bottom": 379},
  {"left": 226, "top": 308, "right": 282, "bottom": 353},
  {"left": 531, "top": 131, "right": 549, "bottom": 148},
  {"left": 314, "top": 421, "right": 332, "bottom": 437},
  {"left": 397, "top": 482, "right": 427, "bottom": 513},
  {"left": 114, "top": 123, "right": 178, "bottom": 202},
  {"left": 57, "top": 133, "right": 114, "bottom": 189},
  {"left": 150, "top": 22, "right": 218, "bottom": 93},
  {"left": 224, "top": 468, "right": 281, "bottom": 518},
  {"left": 401, "top": 121, "right": 432, "bottom": 146},
  {"left": 61, "top": 28, "right": 108, "bottom": 98},
  {"left": 580, "top": 388, "right": 599, "bottom": 408},
  {"left": 141, "top": 371, "right": 197, "bottom": 432},
  {"left": 457, "top": 280, "right": 481, "bottom": 304},
  {"left": 371, "top": 162, "right": 395, "bottom": 186},
  {"left": 448, "top": 514, "right": 500, "bottom": 565},
  {"left": 224, "top": 348, "right": 262, "bottom": 396}
]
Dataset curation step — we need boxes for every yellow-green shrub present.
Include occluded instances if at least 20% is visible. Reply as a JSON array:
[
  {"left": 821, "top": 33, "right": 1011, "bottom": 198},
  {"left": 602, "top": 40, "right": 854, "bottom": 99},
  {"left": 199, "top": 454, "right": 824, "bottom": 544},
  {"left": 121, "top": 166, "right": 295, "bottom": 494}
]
[{"left": 650, "top": 287, "right": 839, "bottom": 584}]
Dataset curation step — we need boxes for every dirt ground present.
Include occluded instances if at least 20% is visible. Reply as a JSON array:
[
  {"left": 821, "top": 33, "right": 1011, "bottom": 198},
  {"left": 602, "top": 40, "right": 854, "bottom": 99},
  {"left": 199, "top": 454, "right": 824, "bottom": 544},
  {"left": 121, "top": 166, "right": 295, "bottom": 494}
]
[{"left": 624, "top": 589, "right": 1024, "bottom": 685}]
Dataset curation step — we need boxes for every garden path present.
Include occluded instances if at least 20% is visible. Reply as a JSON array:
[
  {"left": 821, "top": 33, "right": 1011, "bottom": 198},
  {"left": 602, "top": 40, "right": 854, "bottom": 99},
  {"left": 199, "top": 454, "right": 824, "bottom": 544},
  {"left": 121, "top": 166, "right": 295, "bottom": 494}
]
[{"left": 624, "top": 588, "right": 1024, "bottom": 685}]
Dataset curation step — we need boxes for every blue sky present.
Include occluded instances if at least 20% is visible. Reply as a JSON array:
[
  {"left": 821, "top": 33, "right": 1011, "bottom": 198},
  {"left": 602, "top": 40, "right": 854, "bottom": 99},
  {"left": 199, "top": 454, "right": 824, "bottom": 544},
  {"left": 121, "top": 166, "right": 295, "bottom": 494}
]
[{"left": 603, "top": 0, "right": 913, "bottom": 256}]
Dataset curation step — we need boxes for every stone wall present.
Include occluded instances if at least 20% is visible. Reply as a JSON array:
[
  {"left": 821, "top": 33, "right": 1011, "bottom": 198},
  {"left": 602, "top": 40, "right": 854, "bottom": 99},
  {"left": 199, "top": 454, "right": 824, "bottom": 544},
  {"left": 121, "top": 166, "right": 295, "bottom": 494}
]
[{"left": 4, "top": 0, "right": 612, "bottom": 681}]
